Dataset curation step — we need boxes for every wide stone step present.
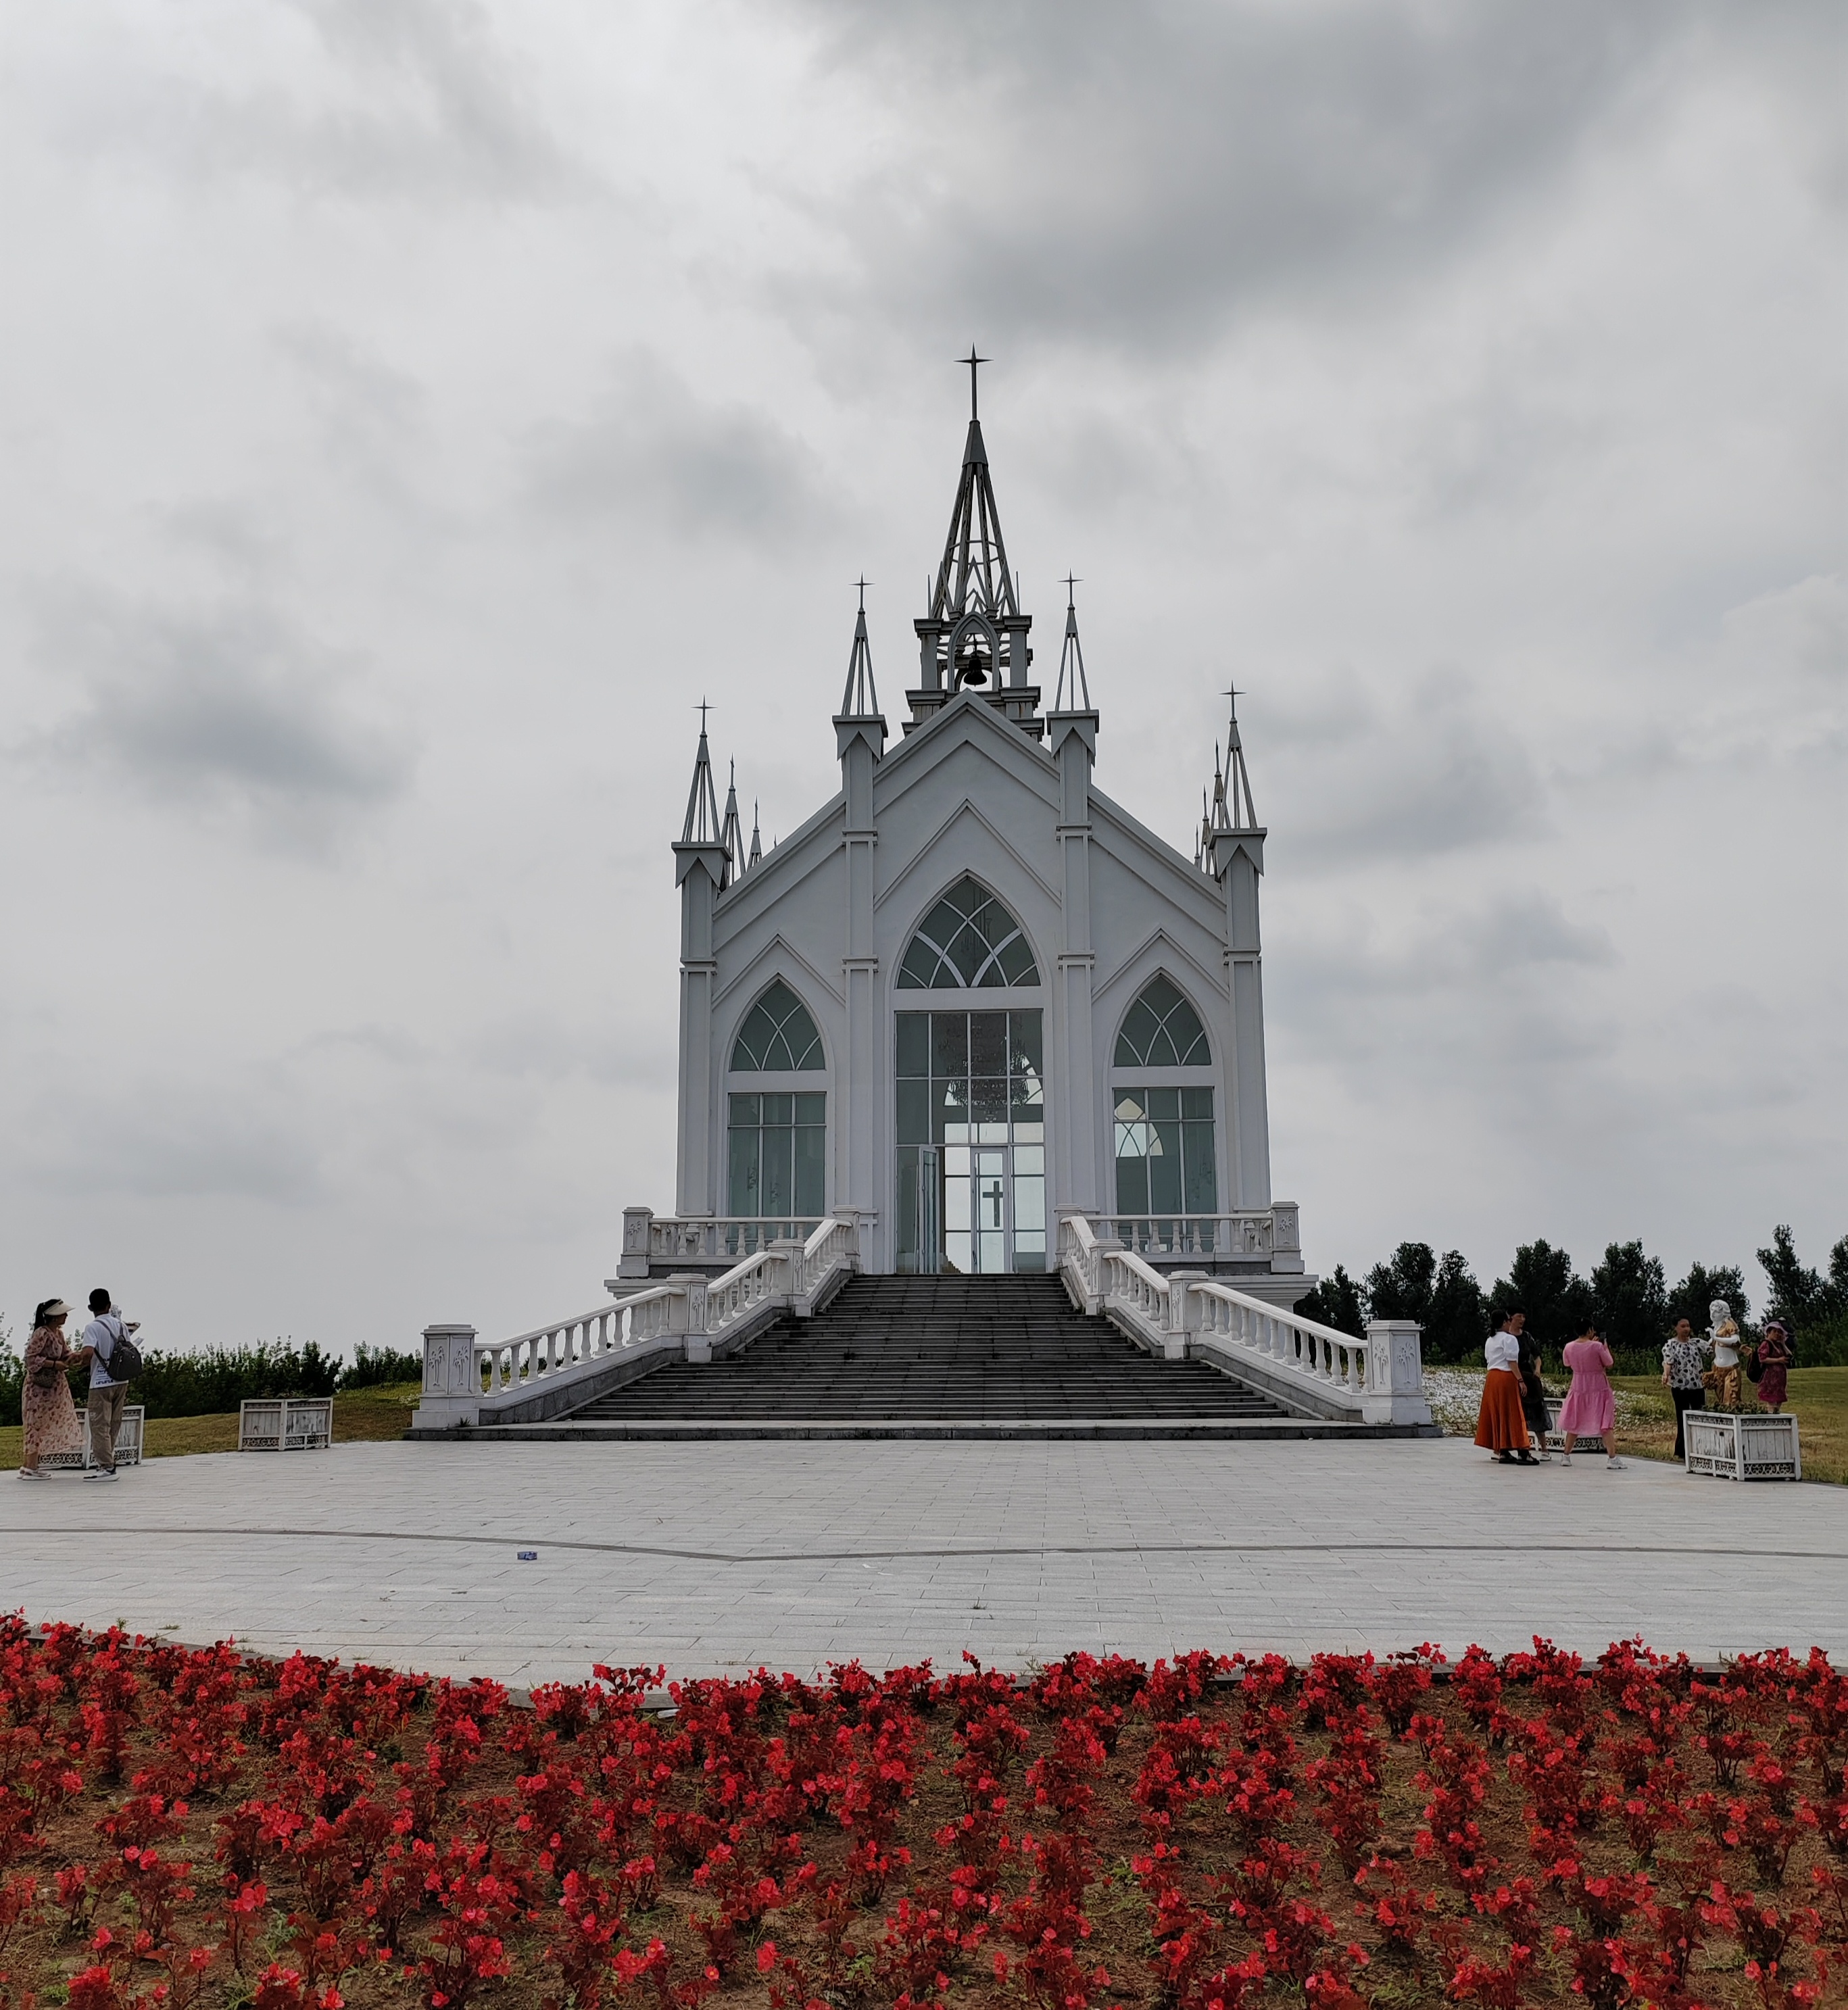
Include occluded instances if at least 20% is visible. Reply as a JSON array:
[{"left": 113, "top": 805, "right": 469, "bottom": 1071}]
[{"left": 560, "top": 1272, "right": 1294, "bottom": 1429}]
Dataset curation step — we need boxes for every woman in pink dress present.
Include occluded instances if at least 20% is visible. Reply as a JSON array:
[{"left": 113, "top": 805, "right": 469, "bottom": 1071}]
[{"left": 1557, "top": 1321, "right": 1624, "bottom": 1469}]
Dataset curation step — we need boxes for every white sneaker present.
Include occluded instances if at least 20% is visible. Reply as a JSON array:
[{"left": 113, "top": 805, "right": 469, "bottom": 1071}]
[
  {"left": 84, "top": 1468, "right": 117, "bottom": 1482},
  {"left": 1559, "top": 1452, "right": 1572, "bottom": 1467},
  {"left": 17, "top": 1468, "right": 45, "bottom": 1481},
  {"left": 1606, "top": 1456, "right": 1626, "bottom": 1471}
]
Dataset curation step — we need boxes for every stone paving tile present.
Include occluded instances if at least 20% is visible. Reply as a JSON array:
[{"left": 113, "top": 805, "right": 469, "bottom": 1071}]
[{"left": 1, "top": 1437, "right": 1844, "bottom": 1684}]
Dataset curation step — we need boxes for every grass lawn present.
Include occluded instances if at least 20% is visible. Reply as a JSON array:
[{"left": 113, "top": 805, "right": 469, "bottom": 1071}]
[
  {"left": 0, "top": 1382, "right": 418, "bottom": 1469},
  {"left": 1611, "top": 1365, "right": 1848, "bottom": 1484}
]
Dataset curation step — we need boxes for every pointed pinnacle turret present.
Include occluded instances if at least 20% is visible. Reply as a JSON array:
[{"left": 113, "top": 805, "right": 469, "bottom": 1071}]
[
  {"left": 719, "top": 760, "right": 744, "bottom": 889},
  {"left": 1223, "top": 687, "right": 1259, "bottom": 831},
  {"left": 748, "top": 801, "right": 763, "bottom": 871},
  {"left": 680, "top": 703, "right": 723, "bottom": 847},
  {"left": 1053, "top": 574, "right": 1092, "bottom": 711},
  {"left": 840, "top": 578, "right": 882, "bottom": 718},
  {"left": 1205, "top": 688, "right": 1266, "bottom": 882}
]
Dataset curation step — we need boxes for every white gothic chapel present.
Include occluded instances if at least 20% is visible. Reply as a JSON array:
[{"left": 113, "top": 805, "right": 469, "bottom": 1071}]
[
  {"left": 635, "top": 388, "right": 1308, "bottom": 1307},
  {"left": 414, "top": 384, "right": 1440, "bottom": 1436}
]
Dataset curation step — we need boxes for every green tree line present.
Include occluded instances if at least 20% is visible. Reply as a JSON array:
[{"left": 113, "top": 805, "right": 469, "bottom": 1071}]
[
  {"left": 1295, "top": 1223, "right": 1848, "bottom": 1371},
  {"left": 0, "top": 1336, "right": 424, "bottom": 1426}
]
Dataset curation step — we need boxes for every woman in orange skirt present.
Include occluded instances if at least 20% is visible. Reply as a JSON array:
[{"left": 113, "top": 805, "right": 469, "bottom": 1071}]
[{"left": 1476, "top": 1313, "right": 1536, "bottom": 1465}]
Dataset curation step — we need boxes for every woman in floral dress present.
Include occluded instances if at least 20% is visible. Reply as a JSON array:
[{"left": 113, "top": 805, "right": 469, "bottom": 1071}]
[
  {"left": 20, "top": 1300, "right": 82, "bottom": 1477},
  {"left": 1755, "top": 1320, "right": 1792, "bottom": 1413}
]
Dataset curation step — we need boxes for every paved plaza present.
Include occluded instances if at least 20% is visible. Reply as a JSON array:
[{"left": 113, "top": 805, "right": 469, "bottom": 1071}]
[{"left": 3, "top": 1437, "right": 1843, "bottom": 1688}]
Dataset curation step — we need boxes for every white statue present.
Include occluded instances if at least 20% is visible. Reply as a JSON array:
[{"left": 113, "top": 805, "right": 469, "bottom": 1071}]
[{"left": 1708, "top": 1298, "right": 1742, "bottom": 1411}]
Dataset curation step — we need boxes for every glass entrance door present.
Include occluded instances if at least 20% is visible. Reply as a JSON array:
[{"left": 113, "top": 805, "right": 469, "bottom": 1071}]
[{"left": 895, "top": 1008, "right": 1044, "bottom": 1273}]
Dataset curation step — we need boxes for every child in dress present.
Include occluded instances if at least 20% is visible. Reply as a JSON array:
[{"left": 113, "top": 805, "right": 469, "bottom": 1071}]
[{"left": 1557, "top": 1321, "right": 1624, "bottom": 1469}]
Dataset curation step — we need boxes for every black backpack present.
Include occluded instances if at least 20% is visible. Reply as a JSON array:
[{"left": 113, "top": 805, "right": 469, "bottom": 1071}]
[{"left": 101, "top": 1317, "right": 143, "bottom": 1385}]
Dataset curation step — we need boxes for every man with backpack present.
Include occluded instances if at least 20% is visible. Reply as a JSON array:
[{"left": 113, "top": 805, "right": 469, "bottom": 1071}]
[{"left": 71, "top": 1288, "right": 141, "bottom": 1481}]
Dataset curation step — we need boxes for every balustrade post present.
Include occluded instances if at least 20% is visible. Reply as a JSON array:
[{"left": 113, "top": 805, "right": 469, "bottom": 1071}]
[
  {"left": 619, "top": 1206, "right": 655, "bottom": 1279},
  {"left": 771, "top": 1235, "right": 807, "bottom": 1311},
  {"left": 410, "top": 1323, "right": 481, "bottom": 1431},
  {"left": 1165, "top": 1269, "right": 1207, "bottom": 1363},
  {"left": 666, "top": 1273, "right": 714, "bottom": 1364},
  {"left": 1360, "top": 1318, "right": 1434, "bottom": 1427}
]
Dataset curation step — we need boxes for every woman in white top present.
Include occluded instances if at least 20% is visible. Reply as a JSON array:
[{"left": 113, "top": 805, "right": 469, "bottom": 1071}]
[{"left": 1474, "top": 1313, "right": 1537, "bottom": 1465}]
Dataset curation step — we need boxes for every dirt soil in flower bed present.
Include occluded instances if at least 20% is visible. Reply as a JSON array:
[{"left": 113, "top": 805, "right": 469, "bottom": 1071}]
[{"left": 1, "top": 1621, "right": 1844, "bottom": 2009}]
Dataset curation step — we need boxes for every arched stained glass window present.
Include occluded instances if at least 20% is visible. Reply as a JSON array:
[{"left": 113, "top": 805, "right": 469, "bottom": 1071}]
[
  {"left": 730, "top": 980, "right": 824, "bottom": 1072},
  {"left": 1114, "top": 974, "right": 1211, "bottom": 1067},
  {"left": 898, "top": 877, "right": 1040, "bottom": 989}
]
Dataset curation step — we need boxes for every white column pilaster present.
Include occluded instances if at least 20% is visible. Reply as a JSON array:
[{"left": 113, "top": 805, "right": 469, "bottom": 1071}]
[{"left": 1048, "top": 708, "right": 1100, "bottom": 1215}]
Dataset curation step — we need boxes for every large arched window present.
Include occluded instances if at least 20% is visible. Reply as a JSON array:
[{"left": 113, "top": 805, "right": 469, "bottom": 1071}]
[
  {"left": 1111, "top": 974, "right": 1217, "bottom": 1218},
  {"left": 727, "top": 980, "right": 825, "bottom": 1225},
  {"left": 1114, "top": 973, "right": 1210, "bottom": 1067},
  {"left": 898, "top": 877, "right": 1040, "bottom": 989},
  {"left": 731, "top": 980, "right": 824, "bottom": 1072}
]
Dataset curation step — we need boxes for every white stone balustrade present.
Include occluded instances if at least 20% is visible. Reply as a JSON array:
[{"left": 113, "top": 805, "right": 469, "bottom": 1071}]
[
  {"left": 1056, "top": 1212, "right": 1430, "bottom": 1427},
  {"left": 1099, "top": 1206, "right": 1303, "bottom": 1267},
  {"left": 414, "top": 1210, "right": 862, "bottom": 1429},
  {"left": 619, "top": 1208, "right": 824, "bottom": 1277}
]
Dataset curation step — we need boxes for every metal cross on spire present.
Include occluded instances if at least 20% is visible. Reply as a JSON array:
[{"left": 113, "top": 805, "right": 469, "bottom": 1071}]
[
  {"left": 962, "top": 345, "right": 988, "bottom": 419},
  {"left": 856, "top": 574, "right": 871, "bottom": 611}
]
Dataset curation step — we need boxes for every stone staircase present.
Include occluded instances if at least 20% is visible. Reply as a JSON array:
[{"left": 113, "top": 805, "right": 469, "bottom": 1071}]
[{"left": 472, "top": 1274, "right": 1338, "bottom": 1440}]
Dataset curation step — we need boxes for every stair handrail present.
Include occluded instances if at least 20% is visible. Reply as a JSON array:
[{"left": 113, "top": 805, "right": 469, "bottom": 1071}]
[
  {"left": 417, "top": 1212, "right": 866, "bottom": 1429},
  {"left": 703, "top": 1246, "right": 785, "bottom": 1336},
  {"left": 1092, "top": 1242, "right": 1176, "bottom": 1355},
  {"left": 1056, "top": 1210, "right": 1107, "bottom": 1314},
  {"left": 464, "top": 1288, "right": 679, "bottom": 1401},
  {"left": 1187, "top": 1279, "right": 1362, "bottom": 1398},
  {"left": 796, "top": 1211, "right": 860, "bottom": 1299}
]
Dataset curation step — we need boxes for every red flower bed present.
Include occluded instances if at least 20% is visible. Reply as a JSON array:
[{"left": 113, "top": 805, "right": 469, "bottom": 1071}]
[{"left": 0, "top": 1615, "right": 1842, "bottom": 2007}]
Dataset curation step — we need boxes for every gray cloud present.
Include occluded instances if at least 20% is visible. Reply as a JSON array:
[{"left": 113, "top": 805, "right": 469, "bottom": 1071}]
[
  {"left": 274, "top": 321, "right": 428, "bottom": 481},
  {"left": 2, "top": 0, "right": 1840, "bottom": 1348},
  {"left": 45, "top": 0, "right": 584, "bottom": 203},
  {"left": 526, "top": 351, "right": 839, "bottom": 546},
  {"left": 32, "top": 1083, "right": 325, "bottom": 1206},
  {"left": 1262, "top": 668, "right": 1547, "bottom": 866},
  {"left": 783, "top": 0, "right": 1717, "bottom": 356},
  {"left": 464, "top": 1010, "right": 675, "bottom": 1089},
  {"left": 24, "top": 589, "right": 413, "bottom": 835}
]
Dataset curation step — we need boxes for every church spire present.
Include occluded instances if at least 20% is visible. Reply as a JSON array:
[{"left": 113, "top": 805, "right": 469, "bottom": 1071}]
[
  {"left": 1053, "top": 574, "right": 1091, "bottom": 711},
  {"left": 1206, "top": 690, "right": 1266, "bottom": 881},
  {"left": 681, "top": 702, "right": 723, "bottom": 848},
  {"left": 720, "top": 760, "right": 744, "bottom": 889},
  {"left": 840, "top": 577, "right": 881, "bottom": 718},
  {"left": 927, "top": 351, "right": 1019, "bottom": 630},
  {"left": 748, "top": 801, "right": 763, "bottom": 871},
  {"left": 908, "top": 355, "right": 1039, "bottom": 738}
]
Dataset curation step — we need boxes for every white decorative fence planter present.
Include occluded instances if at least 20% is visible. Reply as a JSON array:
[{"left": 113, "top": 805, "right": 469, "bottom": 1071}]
[
  {"left": 41, "top": 1406, "right": 145, "bottom": 1471},
  {"left": 1543, "top": 1399, "right": 1605, "bottom": 1455},
  {"left": 239, "top": 1398, "right": 335, "bottom": 1452},
  {"left": 1684, "top": 1410, "right": 1801, "bottom": 1481}
]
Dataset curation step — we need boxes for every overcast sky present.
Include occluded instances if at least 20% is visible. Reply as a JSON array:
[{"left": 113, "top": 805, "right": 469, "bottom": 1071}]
[{"left": 2, "top": 0, "right": 1842, "bottom": 1358}]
